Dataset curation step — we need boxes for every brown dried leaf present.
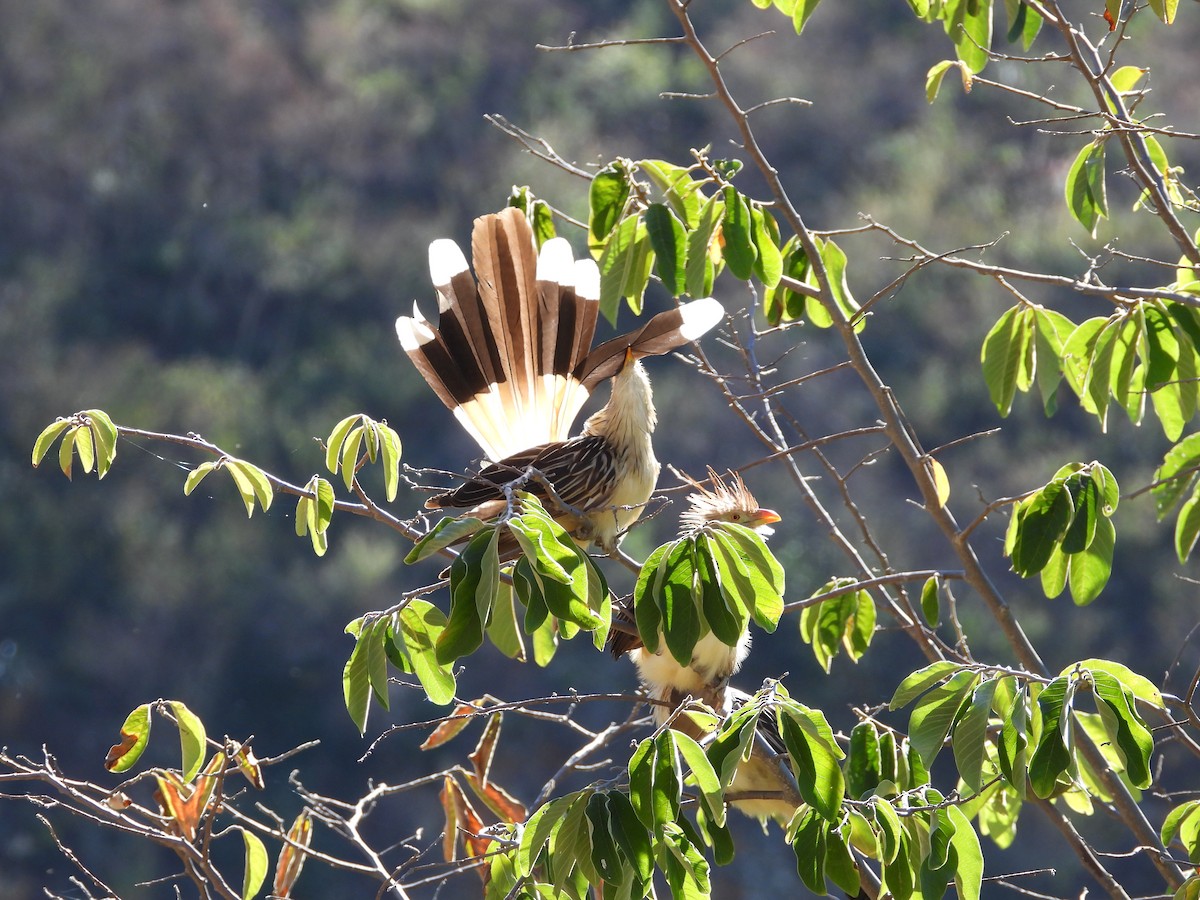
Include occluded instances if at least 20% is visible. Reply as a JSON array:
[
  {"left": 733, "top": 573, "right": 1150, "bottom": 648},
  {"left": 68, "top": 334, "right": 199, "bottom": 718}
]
[
  {"left": 420, "top": 703, "right": 479, "bottom": 750},
  {"left": 469, "top": 714, "right": 503, "bottom": 786},
  {"left": 273, "top": 810, "right": 313, "bottom": 898},
  {"left": 439, "top": 775, "right": 461, "bottom": 862},
  {"left": 463, "top": 771, "right": 527, "bottom": 824}
]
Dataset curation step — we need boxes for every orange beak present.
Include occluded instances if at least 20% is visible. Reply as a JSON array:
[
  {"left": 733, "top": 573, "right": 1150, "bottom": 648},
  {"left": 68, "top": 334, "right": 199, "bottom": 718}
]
[{"left": 750, "top": 508, "right": 781, "bottom": 534}]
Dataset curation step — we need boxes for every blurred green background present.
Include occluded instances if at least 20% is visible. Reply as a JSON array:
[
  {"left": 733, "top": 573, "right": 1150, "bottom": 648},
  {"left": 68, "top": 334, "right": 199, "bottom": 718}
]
[{"left": 3, "top": 1, "right": 1199, "bottom": 896}]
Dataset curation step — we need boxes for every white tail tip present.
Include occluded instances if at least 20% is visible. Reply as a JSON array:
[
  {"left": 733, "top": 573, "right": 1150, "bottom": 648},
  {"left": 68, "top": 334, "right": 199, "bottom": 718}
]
[
  {"left": 574, "top": 259, "right": 600, "bottom": 302},
  {"left": 428, "top": 238, "right": 469, "bottom": 288},
  {"left": 395, "top": 309, "right": 436, "bottom": 350},
  {"left": 536, "top": 237, "right": 575, "bottom": 285},
  {"left": 677, "top": 297, "right": 724, "bottom": 341}
]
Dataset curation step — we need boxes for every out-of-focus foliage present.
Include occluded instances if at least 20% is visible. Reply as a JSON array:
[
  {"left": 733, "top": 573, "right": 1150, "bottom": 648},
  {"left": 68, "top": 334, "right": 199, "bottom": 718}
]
[{"left": 6, "top": 0, "right": 1200, "bottom": 897}]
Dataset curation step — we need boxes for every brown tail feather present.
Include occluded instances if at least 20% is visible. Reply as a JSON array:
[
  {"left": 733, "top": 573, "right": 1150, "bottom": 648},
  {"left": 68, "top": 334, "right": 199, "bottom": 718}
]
[
  {"left": 397, "top": 210, "right": 721, "bottom": 460},
  {"left": 578, "top": 297, "right": 724, "bottom": 390}
]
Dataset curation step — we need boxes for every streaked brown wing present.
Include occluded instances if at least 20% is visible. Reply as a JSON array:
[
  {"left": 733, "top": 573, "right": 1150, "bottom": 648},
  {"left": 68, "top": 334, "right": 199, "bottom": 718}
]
[
  {"left": 427, "top": 434, "right": 619, "bottom": 514},
  {"left": 606, "top": 599, "right": 643, "bottom": 660}
]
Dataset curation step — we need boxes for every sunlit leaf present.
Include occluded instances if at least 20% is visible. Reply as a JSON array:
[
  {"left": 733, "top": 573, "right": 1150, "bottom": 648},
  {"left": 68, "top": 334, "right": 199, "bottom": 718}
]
[
  {"left": 1065, "top": 140, "right": 1108, "bottom": 237},
  {"left": 273, "top": 810, "right": 312, "bottom": 898},
  {"left": 104, "top": 703, "right": 152, "bottom": 773},
  {"left": 239, "top": 829, "right": 269, "bottom": 900},
  {"left": 169, "top": 701, "right": 207, "bottom": 783},
  {"left": 644, "top": 202, "right": 688, "bottom": 297},
  {"left": 589, "top": 161, "right": 631, "bottom": 247},
  {"left": 720, "top": 186, "right": 756, "bottom": 280}
]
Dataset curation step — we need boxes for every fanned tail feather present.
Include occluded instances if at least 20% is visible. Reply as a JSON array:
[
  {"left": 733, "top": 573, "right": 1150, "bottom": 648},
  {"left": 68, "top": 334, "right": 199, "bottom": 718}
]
[
  {"left": 578, "top": 296, "right": 724, "bottom": 391},
  {"left": 396, "top": 208, "right": 721, "bottom": 461}
]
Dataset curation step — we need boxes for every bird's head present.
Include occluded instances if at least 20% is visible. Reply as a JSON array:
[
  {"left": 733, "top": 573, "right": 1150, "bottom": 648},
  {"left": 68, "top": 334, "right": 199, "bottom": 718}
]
[{"left": 679, "top": 468, "right": 781, "bottom": 536}]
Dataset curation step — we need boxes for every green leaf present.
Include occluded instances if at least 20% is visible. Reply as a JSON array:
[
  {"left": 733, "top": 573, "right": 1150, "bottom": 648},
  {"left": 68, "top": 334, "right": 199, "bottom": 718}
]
[
  {"left": 633, "top": 543, "right": 671, "bottom": 655},
  {"left": 946, "top": 805, "right": 983, "bottom": 900},
  {"left": 240, "top": 829, "right": 269, "bottom": 900},
  {"left": 325, "top": 414, "right": 360, "bottom": 475},
  {"left": 720, "top": 187, "right": 756, "bottom": 280},
  {"left": 846, "top": 721, "right": 883, "bottom": 799},
  {"left": 696, "top": 536, "right": 745, "bottom": 647},
  {"left": 707, "top": 700, "right": 761, "bottom": 790},
  {"left": 920, "top": 576, "right": 941, "bottom": 628},
  {"left": 1060, "top": 475, "right": 1099, "bottom": 554},
  {"left": 1162, "top": 800, "right": 1200, "bottom": 861},
  {"left": 925, "top": 60, "right": 957, "bottom": 102},
  {"left": 890, "top": 660, "right": 963, "bottom": 709},
  {"left": 1011, "top": 480, "right": 1074, "bottom": 577},
  {"left": 1153, "top": 432, "right": 1200, "bottom": 519},
  {"left": 1073, "top": 658, "right": 1163, "bottom": 708},
  {"left": 83, "top": 409, "right": 118, "bottom": 478},
  {"left": 871, "top": 798, "right": 903, "bottom": 864},
  {"left": 817, "top": 238, "right": 862, "bottom": 329},
  {"left": 57, "top": 425, "right": 76, "bottom": 479},
  {"left": 709, "top": 524, "right": 785, "bottom": 631},
  {"left": 436, "top": 528, "right": 498, "bottom": 664},
  {"left": 169, "top": 701, "right": 207, "bottom": 783},
  {"left": 952, "top": 679, "right": 998, "bottom": 794},
  {"left": 184, "top": 461, "right": 217, "bottom": 496},
  {"left": 378, "top": 423, "right": 402, "bottom": 501},
  {"left": 779, "top": 703, "right": 845, "bottom": 820},
  {"left": 652, "top": 731, "right": 683, "bottom": 829},
  {"left": 639, "top": 158, "right": 703, "bottom": 226},
  {"left": 644, "top": 202, "right": 688, "bottom": 297},
  {"left": 104, "top": 703, "right": 152, "bottom": 773},
  {"left": 1029, "top": 676, "right": 1075, "bottom": 799},
  {"left": 1146, "top": 0, "right": 1178, "bottom": 24},
  {"left": 518, "top": 794, "right": 575, "bottom": 876},
  {"left": 628, "top": 736, "right": 658, "bottom": 830},
  {"left": 790, "top": 809, "right": 828, "bottom": 894},
  {"left": 658, "top": 540, "right": 702, "bottom": 666},
  {"left": 948, "top": 0, "right": 992, "bottom": 73},
  {"left": 749, "top": 203, "right": 783, "bottom": 288},
  {"left": 589, "top": 161, "right": 631, "bottom": 245},
  {"left": 32, "top": 418, "right": 74, "bottom": 468},
  {"left": 1065, "top": 141, "right": 1108, "bottom": 237},
  {"left": 406, "top": 516, "right": 486, "bottom": 564},
  {"left": 225, "top": 459, "right": 273, "bottom": 517},
  {"left": 1068, "top": 513, "right": 1114, "bottom": 604},
  {"left": 659, "top": 820, "right": 711, "bottom": 898},
  {"left": 585, "top": 793, "right": 624, "bottom": 885},
  {"left": 998, "top": 686, "right": 1031, "bottom": 798},
  {"left": 606, "top": 791, "right": 654, "bottom": 883},
  {"left": 1004, "top": 0, "right": 1042, "bottom": 48},
  {"left": 981, "top": 306, "right": 1028, "bottom": 416},
  {"left": 72, "top": 423, "right": 95, "bottom": 474},
  {"left": 396, "top": 600, "right": 457, "bottom": 705},
  {"left": 342, "top": 619, "right": 381, "bottom": 734},
  {"left": 790, "top": 0, "right": 824, "bottom": 34},
  {"left": 686, "top": 196, "right": 723, "bottom": 299},
  {"left": 824, "top": 825, "right": 860, "bottom": 895},
  {"left": 1032, "top": 307, "right": 1074, "bottom": 415},
  {"left": 676, "top": 730, "right": 725, "bottom": 826},
  {"left": 908, "top": 669, "right": 979, "bottom": 767},
  {"left": 598, "top": 215, "right": 651, "bottom": 321},
  {"left": 1089, "top": 669, "right": 1153, "bottom": 788}
]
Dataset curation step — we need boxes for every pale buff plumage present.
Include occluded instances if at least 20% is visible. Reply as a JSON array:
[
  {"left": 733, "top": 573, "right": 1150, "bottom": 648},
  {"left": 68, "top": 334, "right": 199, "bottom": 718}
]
[{"left": 612, "top": 470, "right": 797, "bottom": 824}]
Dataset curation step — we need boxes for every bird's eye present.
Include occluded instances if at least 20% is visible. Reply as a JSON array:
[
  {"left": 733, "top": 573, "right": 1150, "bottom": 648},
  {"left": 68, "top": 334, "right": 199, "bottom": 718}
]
[{"left": 731, "top": 513, "right": 743, "bottom": 521}]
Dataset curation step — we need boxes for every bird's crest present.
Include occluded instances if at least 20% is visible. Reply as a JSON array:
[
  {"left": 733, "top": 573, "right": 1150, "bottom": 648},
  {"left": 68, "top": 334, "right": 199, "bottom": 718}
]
[{"left": 679, "top": 467, "right": 780, "bottom": 535}]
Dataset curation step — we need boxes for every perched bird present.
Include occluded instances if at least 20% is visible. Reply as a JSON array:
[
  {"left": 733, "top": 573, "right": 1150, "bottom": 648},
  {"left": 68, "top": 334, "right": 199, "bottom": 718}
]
[
  {"left": 609, "top": 468, "right": 780, "bottom": 691},
  {"left": 396, "top": 208, "right": 722, "bottom": 554},
  {"left": 609, "top": 470, "right": 797, "bottom": 823}
]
